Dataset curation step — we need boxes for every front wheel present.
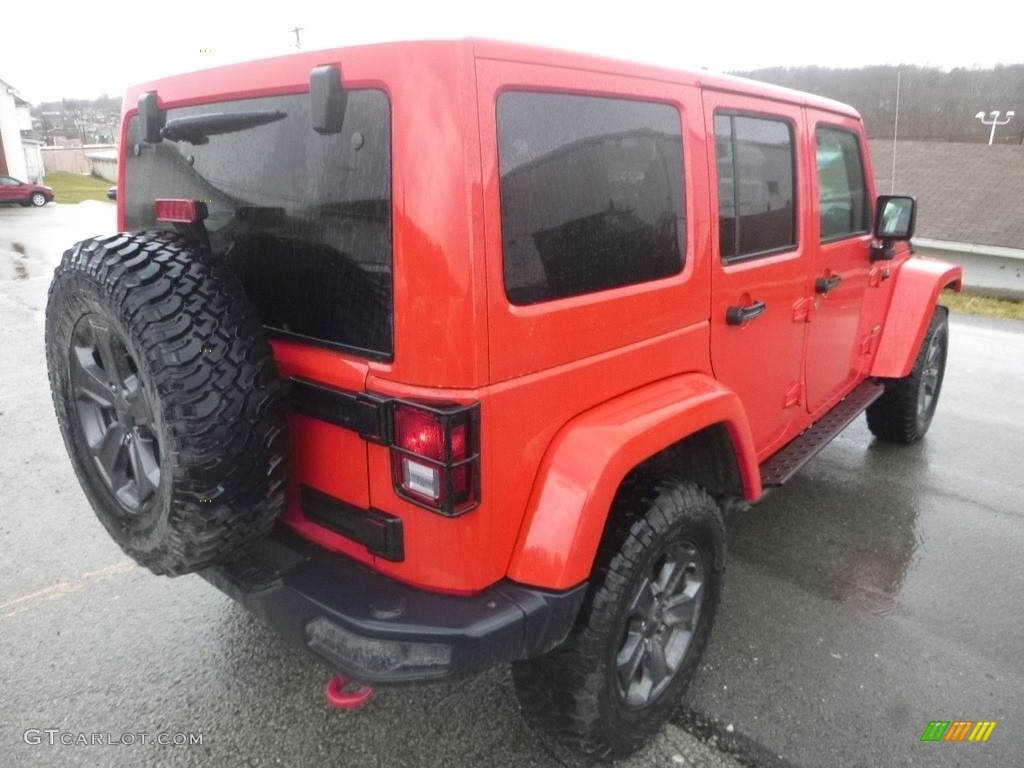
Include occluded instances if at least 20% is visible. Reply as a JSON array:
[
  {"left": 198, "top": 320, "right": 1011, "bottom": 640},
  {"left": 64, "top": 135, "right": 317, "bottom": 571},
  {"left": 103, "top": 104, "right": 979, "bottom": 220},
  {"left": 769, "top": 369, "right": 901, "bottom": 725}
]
[
  {"left": 30, "top": 192, "right": 48, "bottom": 207},
  {"left": 512, "top": 477, "right": 725, "bottom": 761},
  {"left": 867, "top": 305, "right": 949, "bottom": 445}
]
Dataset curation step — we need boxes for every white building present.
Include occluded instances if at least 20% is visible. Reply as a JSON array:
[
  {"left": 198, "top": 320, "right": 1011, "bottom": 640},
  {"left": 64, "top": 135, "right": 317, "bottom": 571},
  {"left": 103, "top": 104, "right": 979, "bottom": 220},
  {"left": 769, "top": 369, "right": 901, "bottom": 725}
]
[{"left": 0, "top": 77, "right": 44, "bottom": 183}]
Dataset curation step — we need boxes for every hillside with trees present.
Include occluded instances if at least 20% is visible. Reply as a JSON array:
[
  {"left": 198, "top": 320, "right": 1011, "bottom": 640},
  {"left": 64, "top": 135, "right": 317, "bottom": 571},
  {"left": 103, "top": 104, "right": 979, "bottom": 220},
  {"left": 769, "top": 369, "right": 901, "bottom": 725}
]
[
  {"left": 24, "top": 68, "right": 1024, "bottom": 146},
  {"left": 733, "top": 65, "right": 1024, "bottom": 144}
]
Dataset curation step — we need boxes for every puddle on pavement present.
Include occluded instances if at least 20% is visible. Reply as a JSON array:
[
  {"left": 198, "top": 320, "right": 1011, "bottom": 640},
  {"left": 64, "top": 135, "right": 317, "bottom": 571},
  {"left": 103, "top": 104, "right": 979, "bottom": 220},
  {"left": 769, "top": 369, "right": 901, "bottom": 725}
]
[
  {"left": 14, "top": 242, "right": 28, "bottom": 279},
  {"left": 726, "top": 439, "right": 927, "bottom": 617},
  {"left": 2, "top": 241, "right": 31, "bottom": 280}
]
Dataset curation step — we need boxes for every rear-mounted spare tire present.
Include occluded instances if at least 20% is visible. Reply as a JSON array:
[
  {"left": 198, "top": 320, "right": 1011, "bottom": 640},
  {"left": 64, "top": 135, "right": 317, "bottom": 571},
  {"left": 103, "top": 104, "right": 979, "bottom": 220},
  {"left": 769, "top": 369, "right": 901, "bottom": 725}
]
[{"left": 45, "top": 232, "right": 289, "bottom": 576}]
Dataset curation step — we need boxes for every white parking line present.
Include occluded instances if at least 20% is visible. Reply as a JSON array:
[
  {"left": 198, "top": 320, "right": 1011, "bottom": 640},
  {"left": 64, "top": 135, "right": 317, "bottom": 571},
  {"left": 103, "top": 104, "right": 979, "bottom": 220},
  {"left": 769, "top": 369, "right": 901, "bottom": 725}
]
[{"left": 1, "top": 561, "right": 136, "bottom": 620}]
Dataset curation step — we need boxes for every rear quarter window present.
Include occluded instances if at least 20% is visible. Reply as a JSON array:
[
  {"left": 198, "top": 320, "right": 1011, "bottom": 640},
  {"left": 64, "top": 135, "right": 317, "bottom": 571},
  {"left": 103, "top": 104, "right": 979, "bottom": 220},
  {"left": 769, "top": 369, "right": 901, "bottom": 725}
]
[{"left": 496, "top": 92, "right": 685, "bottom": 305}]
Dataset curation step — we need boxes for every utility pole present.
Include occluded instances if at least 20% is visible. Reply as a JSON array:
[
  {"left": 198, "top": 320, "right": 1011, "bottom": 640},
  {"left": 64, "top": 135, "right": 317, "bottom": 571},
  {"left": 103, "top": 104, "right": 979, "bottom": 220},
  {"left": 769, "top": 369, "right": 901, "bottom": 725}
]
[
  {"left": 974, "top": 110, "right": 1015, "bottom": 145},
  {"left": 289, "top": 26, "right": 304, "bottom": 50},
  {"left": 890, "top": 70, "right": 901, "bottom": 193}
]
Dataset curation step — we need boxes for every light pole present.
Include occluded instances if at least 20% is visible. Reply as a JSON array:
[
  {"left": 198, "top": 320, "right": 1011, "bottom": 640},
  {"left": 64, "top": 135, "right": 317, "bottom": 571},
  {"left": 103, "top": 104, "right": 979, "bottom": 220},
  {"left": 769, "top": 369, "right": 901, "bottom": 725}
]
[{"left": 975, "top": 110, "right": 1015, "bottom": 145}]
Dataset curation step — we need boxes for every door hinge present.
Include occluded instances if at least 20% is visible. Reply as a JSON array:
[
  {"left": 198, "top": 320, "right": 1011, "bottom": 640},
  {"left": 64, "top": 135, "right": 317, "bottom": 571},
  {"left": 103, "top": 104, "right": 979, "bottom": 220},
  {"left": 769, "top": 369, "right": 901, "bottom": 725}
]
[
  {"left": 784, "top": 381, "right": 805, "bottom": 408},
  {"left": 868, "top": 267, "right": 891, "bottom": 288},
  {"left": 793, "top": 297, "right": 813, "bottom": 323},
  {"left": 860, "top": 325, "right": 882, "bottom": 355}
]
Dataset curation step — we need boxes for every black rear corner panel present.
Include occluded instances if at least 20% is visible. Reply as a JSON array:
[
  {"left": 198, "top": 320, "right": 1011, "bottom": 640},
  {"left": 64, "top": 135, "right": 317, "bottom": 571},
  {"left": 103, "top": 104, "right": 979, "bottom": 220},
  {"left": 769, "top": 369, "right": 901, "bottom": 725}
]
[{"left": 198, "top": 529, "right": 587, "bottom": 685}]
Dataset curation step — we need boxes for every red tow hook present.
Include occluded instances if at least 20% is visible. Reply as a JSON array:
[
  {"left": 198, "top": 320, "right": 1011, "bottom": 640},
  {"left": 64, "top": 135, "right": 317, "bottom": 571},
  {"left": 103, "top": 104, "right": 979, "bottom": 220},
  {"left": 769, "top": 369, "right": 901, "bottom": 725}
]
[{"left": 325, "top": 675, "right": 375, "bottom": 710}]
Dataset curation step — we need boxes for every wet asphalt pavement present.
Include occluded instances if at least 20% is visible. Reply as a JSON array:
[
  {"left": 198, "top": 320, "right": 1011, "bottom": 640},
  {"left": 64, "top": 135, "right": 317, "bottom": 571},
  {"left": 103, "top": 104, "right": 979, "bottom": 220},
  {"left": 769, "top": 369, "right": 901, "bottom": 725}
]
[
  {"left": 684, "top": 312, "right": 1024, "bottom": 768},
  {"left": 2, "top": 204, "right": 1022, "bottom": 768}
]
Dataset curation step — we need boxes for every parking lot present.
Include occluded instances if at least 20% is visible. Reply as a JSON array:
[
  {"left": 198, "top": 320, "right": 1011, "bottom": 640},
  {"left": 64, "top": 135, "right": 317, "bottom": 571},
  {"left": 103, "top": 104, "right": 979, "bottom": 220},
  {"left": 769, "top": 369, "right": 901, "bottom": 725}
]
[{"left": 2, "top": 203, "right": 1022, "bottom": 767}]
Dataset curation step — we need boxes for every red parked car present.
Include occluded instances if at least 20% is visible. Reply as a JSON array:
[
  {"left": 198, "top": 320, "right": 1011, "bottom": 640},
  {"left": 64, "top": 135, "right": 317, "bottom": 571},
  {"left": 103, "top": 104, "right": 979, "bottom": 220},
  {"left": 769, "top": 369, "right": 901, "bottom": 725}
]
[
  {"left": 44, "top": 40, "right": 961, "bottom": 759},
  {"left": 0, "top": 175, "right": 54, "bottom": 206}
]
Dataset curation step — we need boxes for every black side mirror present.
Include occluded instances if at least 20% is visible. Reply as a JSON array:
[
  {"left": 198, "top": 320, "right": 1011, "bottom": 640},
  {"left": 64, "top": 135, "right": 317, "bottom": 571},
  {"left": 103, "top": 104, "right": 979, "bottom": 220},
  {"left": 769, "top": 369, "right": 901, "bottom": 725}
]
[
  {"left": 871, "top": 195, "right": 916, "bottom": 261},
  {"left": 310, "top": 65, "right": 347, "bottom": 134}
]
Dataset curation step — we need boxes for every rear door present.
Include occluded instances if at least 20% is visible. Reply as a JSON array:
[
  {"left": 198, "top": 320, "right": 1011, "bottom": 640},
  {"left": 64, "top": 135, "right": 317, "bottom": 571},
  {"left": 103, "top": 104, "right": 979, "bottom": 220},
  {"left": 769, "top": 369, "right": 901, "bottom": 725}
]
[
  {"left": 804, "top": 114, "right": 875, "bottom": 413},
  {"left": 475, "top": 57, "right": 710, "bottom": 382},
  {"left": 704, "top": 91, "right": 810, "bottom": 460}
]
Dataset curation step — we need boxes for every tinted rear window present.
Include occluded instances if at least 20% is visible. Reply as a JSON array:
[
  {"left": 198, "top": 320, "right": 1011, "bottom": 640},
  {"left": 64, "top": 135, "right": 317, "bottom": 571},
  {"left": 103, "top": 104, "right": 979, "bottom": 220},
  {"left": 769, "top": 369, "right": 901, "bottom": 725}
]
[
  {"left": 125, "top": 91, "right": 393, "bottom": 359},
  {"left": 497, "top": 92, "right": 685, "bottom": 305}
]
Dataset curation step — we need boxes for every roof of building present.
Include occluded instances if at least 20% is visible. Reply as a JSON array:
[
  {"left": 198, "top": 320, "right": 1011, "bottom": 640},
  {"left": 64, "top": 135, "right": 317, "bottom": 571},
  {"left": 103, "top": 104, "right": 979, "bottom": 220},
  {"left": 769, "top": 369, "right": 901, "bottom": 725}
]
[{"left": 869, "top": 139, "right": 1024, "bottom": 252}]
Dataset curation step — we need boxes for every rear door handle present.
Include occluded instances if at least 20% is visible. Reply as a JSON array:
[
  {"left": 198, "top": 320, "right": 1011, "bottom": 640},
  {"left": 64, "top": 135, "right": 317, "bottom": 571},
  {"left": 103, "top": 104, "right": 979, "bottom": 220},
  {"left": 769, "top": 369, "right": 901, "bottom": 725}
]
[
  {"left": 815, "top": 275, "right": 842, "bottom": 293},
  {"left": 726, "top": 300, "right": 767, "bottom": 326}
]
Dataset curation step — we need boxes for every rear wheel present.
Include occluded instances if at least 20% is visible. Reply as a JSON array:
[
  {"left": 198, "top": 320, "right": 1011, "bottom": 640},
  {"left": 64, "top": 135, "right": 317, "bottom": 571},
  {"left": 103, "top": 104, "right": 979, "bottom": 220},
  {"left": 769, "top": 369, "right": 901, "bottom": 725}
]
[
  {"left": 45, "top": 232, "right": 289, "bottom": 575},
  {"left": 867, "top": 306, "right": 949, "bottom": 445},
  {"left": 512, "top": 477, "right": 725, "bottom": 761}
]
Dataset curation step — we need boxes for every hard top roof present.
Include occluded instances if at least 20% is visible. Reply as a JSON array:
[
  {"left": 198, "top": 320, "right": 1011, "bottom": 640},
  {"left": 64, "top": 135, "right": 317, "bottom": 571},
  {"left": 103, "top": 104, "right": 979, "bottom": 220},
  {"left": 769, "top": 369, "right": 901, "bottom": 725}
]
[
  {"left": 471, "top": 38, "right": 859, "bottom": 117},
  {"left": 123, "top": 38, "right": 860, "bottom": 120}
]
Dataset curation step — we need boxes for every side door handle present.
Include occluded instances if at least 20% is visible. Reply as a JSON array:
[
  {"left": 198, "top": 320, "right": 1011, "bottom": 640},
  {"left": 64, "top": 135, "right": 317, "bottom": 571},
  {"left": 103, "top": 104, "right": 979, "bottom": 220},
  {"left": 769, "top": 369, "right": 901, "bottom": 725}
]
[
  {"left": 726, "top": 300, "right": 767, "bottom": 326},
  {"left": 815, "top": 275, "right": 842, "bottom": 293}
]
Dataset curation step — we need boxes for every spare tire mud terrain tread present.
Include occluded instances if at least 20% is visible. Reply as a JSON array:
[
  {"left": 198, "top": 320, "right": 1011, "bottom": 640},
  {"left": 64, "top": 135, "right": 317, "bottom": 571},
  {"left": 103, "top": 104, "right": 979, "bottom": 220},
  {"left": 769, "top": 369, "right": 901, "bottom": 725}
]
[{"left": 45, "top": 232, "right": 289, "bottom": 576}]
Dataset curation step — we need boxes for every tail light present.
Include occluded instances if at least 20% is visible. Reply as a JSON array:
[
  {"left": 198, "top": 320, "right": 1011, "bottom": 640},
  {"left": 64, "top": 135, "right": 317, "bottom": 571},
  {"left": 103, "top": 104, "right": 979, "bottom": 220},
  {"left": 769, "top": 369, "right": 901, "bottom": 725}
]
[
  {"left": 154, "top": 198, "right": 208, "bottom": 224},
  {"left": 390, "top": 401, "right": 479, "bottom": 516}
]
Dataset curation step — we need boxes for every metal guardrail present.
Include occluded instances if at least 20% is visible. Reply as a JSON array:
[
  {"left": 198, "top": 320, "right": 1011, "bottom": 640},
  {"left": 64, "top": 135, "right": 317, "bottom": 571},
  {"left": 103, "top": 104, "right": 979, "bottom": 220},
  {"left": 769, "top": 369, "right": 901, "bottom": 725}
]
[{"left": 914, "top": 239, "right": 1024, "bottom": 300}]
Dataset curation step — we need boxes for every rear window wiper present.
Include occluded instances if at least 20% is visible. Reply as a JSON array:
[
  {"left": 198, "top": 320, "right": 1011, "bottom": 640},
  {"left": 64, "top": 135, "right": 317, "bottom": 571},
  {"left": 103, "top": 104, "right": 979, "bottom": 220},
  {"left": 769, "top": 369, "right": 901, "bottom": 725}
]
[{"left": 161, "top": 110, "right": 286, "bottom": 144}]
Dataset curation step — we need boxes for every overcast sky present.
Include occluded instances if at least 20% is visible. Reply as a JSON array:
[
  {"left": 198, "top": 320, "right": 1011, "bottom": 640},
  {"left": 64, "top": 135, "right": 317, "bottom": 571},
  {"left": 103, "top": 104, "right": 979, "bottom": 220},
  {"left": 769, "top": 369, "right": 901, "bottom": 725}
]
[{"left": 3, "top": 1, "right": 1022, "bottom": 103}]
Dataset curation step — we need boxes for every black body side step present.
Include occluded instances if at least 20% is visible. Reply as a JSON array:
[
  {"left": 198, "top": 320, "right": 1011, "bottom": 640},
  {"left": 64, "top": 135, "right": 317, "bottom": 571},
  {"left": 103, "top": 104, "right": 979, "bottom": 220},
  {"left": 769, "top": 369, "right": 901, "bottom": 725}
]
[{"left": 759, "top": 380, "right": 885, "bottom": 488}]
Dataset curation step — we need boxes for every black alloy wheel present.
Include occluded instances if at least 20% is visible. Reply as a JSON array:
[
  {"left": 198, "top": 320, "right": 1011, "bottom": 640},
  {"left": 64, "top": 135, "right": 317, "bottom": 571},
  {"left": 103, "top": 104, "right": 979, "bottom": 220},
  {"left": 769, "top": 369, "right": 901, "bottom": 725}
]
[
  {"left": 916, "top": 321, "right": 945, "bottom": 424},
  {"left": 70, "top": 314, "right": 161, "bottom": 515},
  {"left": 512, "top": 477, "right": 724, "bottom": 760},
  {"left": 616, "top": 541, "right": 706, "bottom": 708}
]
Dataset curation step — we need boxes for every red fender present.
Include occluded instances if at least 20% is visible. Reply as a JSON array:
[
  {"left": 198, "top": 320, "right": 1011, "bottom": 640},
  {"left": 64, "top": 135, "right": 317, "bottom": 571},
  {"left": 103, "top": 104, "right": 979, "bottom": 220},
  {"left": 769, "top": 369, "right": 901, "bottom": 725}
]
[
  {"left": 506, "top": 373, "right": 760, "bottom": 591},
  {"left": 872, "top": 257, "right": 962, "bottom": 379}
]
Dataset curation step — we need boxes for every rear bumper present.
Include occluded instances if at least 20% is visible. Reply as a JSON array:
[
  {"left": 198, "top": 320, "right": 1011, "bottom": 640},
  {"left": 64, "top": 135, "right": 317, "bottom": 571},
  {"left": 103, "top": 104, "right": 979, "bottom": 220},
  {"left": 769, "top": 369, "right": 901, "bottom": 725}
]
[{"left": 198, "top": 529, "right": 586, "bottom": 685}]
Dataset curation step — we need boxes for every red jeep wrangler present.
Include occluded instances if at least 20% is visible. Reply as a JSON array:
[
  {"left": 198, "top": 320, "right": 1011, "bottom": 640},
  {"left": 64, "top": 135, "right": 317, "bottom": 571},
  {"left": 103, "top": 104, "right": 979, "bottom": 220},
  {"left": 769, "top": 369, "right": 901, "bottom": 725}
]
[{"left": 45, "top": 40, "right": 962, "bottom": 759}]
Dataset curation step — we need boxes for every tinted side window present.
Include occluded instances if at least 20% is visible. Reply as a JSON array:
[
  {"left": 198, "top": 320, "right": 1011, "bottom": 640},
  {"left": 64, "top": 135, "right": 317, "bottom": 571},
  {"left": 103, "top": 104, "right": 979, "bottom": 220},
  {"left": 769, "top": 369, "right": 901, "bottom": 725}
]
[
  {"left": 816, "top": 127, "right": 869, "bottom": 241},
  {"left": 497, "top": 92, "right": 685, "bottom": 305},
  {"left": 715, "top": 114, "right": 796, "bottom": 261}
]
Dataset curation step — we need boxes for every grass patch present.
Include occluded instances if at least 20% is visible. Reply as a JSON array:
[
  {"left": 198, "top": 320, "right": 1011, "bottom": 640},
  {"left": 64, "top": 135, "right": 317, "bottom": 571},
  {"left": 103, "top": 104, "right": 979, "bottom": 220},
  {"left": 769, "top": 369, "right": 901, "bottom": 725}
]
[
  {"left": 45, "top": 172, "right": 114, "bottom": 204},
  {"left": 943, "top": 290, "right": 1024, "bottom": 321}
]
